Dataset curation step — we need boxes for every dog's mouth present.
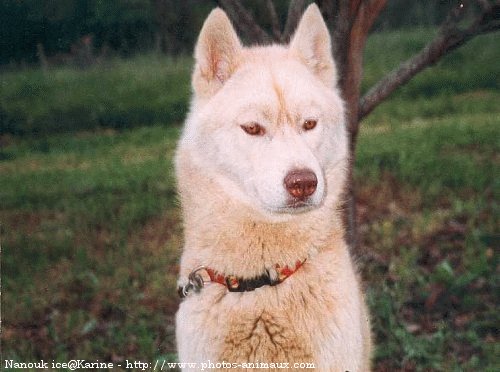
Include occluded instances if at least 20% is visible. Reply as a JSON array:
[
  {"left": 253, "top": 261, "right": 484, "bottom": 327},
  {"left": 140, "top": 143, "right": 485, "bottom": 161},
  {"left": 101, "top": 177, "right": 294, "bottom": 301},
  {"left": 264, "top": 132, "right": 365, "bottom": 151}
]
[
  {"left": 272, "top": 199, "right": 319, "bottom": 214},
  {"left": 287, "top": 199, "right": 311, "bottom": 208}
]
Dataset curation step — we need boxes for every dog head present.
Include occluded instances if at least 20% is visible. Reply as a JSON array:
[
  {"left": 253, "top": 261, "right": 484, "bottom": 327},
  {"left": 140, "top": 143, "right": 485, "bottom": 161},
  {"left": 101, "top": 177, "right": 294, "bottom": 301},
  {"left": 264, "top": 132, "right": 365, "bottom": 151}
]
[{"left": 179, "top": 4, "right": 347, "bottom": 218}]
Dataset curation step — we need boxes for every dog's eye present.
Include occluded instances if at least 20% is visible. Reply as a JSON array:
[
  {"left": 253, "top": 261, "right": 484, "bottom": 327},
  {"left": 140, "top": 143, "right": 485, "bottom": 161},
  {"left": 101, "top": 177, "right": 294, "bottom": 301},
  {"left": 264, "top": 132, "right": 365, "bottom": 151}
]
[
  {"left": 303, "top": 119, "right": 317, "bottom": 131},
  {"left": 241, "top": 123, "right": 266, "bottom": 136}
]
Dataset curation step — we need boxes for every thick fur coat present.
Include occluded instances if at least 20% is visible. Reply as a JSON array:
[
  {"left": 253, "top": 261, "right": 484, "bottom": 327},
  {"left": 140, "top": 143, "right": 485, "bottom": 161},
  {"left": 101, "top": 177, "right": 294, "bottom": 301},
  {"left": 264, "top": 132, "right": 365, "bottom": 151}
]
[{"left": 175, "top": 5, "right": 372, "bottom": 371}]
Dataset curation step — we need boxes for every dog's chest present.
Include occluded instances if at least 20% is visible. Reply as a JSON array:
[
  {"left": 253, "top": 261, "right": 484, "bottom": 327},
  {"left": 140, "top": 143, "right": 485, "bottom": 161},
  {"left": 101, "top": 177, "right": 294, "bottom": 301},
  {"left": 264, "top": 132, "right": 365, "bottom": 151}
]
[
  {"left": 218, "top": 309, "right": 313, "bottom": 363},
  {"left": 176, "top": 251, "right": 367, "bottom": 370}
]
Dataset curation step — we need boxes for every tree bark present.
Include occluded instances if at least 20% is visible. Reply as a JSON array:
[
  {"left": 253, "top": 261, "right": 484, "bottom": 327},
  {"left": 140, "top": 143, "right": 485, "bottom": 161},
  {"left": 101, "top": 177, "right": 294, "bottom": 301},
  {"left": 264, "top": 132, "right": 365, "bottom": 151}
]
[
  {"left": 333, "top": 0, "right": 388, "bottom": 251},
  {"left": 217, "top": 0, "right": 271, "bottom": 44},
  {"left": 282, "top": 0, "right": 308, "bottom": 42},
  {"left": 266, "top": 0, "right": 282, "bottom": 41}
]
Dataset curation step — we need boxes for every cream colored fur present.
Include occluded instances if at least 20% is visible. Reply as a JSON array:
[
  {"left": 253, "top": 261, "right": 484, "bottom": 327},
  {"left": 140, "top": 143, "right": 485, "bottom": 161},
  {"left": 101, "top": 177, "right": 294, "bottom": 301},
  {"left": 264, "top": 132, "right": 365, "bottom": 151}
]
[{"left": 175, "top": 4, "right": 372, "bottom": 371}]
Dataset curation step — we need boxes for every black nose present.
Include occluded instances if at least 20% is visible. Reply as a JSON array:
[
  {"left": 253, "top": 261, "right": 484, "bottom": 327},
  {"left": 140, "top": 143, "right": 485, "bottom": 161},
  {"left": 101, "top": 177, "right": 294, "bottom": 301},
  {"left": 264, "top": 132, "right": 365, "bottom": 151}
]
[{"left": 284, "top": 169, "right": 317, "bottom": 200}]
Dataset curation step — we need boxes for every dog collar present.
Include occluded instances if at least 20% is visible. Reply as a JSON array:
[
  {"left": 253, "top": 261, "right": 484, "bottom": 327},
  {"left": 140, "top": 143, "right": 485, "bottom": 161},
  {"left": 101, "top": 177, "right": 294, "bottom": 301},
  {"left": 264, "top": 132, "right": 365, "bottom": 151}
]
[{"left": 178, "top": 259, "right": 306, "bottom": 298}]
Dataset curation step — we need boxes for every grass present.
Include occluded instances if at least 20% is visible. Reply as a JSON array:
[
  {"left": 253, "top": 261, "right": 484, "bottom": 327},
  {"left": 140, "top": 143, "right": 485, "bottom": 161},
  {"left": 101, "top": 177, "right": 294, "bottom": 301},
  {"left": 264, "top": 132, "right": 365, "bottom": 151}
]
[
  {"left": 356, "top": 116, "right": 498, "bottom": 370},
  {"left": 1, "top": 29, "right": 499, "bottom": 370},
  {"left": 1, "top": 126, "right": 182, "bottom": 363},
  {"left": 0, "top": 55, "right": 191, "bottom": 135}
]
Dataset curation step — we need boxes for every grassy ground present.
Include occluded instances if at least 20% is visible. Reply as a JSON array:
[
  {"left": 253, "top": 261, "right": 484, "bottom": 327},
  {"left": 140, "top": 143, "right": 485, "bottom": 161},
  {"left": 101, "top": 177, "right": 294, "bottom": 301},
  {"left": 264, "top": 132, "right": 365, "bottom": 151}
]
[
  {"left": 1, "top": 29, "right": 499, "bottom": 370},
  {"left": 1, "top": 126, "right": 182, "bottom": 363},
  {"left": 0, "top": 55, "right": 191, "bottom": 135}
]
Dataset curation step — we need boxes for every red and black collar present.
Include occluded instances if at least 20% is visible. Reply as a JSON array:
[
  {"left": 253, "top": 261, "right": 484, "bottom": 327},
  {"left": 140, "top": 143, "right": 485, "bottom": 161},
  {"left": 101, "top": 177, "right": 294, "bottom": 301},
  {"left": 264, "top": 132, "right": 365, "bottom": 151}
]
[{"left": 178, "top": 259, "right": 306, "bottom": 298}]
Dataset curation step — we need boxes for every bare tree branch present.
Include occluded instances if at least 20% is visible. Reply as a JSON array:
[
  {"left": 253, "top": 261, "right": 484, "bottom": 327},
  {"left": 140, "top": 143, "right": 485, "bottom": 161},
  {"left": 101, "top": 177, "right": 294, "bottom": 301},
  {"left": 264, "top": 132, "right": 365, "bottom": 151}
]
[
  {"left": 217, "top": 0, "right": 271, "bottom": 44},
  {"left": 282, "top": 0, "right": 308, "bottom": 42},
  {"left": 349, "top": 0, "right": 363, "bottom": 19},
  {"left": 316, "top": 0, "right": 337, "bottom": 26},
  {"left": 359, "top": 0, "right": 388, "bottom": 33},
  {"left": 342, "top": 0, "right": 387, "bottom": 133},
  {"left": 331, "top": 0, "right": 351, "bottom": 73},
  {"left": 359, "top": 0, "right": 500, "bottom": 120},
  {"left": 266, "top": 0, "right": 282, "bottom": 41}
]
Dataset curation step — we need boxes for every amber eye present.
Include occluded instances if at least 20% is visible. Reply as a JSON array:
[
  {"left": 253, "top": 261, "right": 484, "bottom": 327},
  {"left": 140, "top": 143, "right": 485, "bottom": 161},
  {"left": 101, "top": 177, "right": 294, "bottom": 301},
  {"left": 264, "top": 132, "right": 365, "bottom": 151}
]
[
  {"left": 241, "top": 123, "right": 266, "bottom": 136},
  {"left": 303, "top": 119, "right": 317, "bottom": 131}
]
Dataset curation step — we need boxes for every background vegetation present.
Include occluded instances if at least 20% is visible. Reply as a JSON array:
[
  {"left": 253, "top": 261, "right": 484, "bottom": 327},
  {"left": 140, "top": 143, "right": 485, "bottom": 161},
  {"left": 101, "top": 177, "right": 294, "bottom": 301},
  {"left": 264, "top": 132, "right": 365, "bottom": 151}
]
[
  {"left": 1, "top": 2, "right": 499, "bottom": 371},
  {"left": 1, "top": 0, "right": 457, "bottom": 66}
]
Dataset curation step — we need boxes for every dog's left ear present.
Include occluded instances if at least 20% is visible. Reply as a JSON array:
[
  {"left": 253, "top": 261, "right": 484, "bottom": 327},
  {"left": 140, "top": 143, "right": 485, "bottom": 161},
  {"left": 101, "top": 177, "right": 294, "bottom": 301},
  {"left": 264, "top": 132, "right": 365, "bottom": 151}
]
[
  {"left": 192, "top": 8, "right": 242, "bottom": 99},
  {"left": 289, "top": 4, "right": 337, "bottom": 88}
]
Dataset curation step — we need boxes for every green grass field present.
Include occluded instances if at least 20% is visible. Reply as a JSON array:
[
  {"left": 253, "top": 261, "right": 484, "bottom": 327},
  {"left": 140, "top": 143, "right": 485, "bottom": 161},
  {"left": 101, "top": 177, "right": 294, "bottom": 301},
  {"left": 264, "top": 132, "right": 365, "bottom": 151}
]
[{"left": 1, "top": 29, "right": 499, "bottom": 371}]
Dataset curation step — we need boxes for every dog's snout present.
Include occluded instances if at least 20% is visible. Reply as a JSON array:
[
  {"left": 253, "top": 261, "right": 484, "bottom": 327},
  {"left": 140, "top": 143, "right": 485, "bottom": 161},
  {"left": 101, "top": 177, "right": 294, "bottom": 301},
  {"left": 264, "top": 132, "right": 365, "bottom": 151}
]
[{"left": 284, "top": 169, "right": 317, "bottom": 200}]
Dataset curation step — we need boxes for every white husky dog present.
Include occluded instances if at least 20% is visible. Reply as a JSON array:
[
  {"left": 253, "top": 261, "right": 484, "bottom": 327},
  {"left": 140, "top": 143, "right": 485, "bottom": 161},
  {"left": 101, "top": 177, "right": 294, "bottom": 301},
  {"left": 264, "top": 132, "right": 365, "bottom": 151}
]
[{"left": 175, "top": 4, "right": 371, "bottom": 371}]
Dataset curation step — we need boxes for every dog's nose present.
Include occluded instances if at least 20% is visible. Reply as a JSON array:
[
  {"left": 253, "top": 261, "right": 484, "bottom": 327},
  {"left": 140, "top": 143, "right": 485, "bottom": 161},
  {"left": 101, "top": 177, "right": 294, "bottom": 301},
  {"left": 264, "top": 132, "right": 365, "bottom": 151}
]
[{"left": 284, "top": 169, "right": 317, "bottom": 200}]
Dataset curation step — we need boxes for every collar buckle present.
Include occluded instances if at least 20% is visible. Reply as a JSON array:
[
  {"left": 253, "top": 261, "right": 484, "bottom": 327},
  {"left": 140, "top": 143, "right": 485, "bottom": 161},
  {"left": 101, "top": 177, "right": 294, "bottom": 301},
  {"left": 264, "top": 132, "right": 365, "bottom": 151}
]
[{"left": 178, "top": 266, "right": 208, "bottom": 298}]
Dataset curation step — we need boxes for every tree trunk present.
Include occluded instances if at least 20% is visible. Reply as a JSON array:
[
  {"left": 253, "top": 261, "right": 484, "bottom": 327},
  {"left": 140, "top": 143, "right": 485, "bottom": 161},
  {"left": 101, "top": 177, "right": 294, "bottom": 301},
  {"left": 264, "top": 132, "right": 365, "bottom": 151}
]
[{"left": 325, "top": 0, "right": 388, "bottom": 252}]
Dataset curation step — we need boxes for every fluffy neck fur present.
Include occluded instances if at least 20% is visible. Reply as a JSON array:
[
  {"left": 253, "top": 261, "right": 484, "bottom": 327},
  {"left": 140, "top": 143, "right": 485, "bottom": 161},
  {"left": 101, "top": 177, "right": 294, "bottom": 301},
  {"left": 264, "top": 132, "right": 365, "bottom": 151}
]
[{"left": 176, "top": 150, "right": 347, "bottom": 280}]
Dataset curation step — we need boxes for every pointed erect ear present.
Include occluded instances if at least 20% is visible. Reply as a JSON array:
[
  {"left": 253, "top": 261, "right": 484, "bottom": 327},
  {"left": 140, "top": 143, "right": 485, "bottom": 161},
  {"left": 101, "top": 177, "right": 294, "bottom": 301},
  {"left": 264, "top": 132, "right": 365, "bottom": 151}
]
[
  {"left": 289, "top": 4, "right": 337, "bottom": 87},
  {"left": 192, "top": 8, "right": 242, "bottom": 99}
]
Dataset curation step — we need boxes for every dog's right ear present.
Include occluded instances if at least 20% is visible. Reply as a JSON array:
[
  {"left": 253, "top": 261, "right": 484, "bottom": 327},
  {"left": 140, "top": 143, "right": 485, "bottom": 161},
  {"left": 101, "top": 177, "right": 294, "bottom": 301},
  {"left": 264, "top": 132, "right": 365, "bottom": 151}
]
[{"left": 192, "top": 8, "right": 242, "bottom": 99}]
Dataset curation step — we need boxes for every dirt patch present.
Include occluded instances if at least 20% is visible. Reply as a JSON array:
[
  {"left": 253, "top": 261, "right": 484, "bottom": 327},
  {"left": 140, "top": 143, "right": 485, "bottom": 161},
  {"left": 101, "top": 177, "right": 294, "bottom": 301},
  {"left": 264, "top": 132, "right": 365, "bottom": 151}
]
[
  {"left": 129, "top": 210, "right": 182, "bottom": 258},
  {"left": 2, "top": 211, "right": 43, "bottom": 233}
]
